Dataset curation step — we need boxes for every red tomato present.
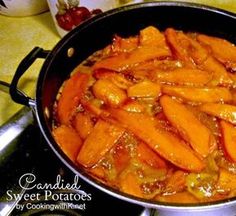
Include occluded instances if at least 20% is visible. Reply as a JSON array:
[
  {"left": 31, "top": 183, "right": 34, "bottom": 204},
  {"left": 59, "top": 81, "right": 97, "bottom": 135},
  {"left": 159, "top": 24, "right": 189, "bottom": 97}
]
[{"left": 56, "top": 12, "right": 74, "bottom": 31}]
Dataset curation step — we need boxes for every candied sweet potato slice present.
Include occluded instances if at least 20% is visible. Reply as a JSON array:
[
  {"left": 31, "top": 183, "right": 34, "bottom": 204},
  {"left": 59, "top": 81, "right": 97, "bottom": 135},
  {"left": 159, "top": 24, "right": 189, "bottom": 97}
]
[
  {"left": 111, "top": 35, "right": 139, "bottom": 53},
  {"left": 197, "top": 34, "right": 236, "bottom": 68},
  {"left": 93, "top": 68, "right": 133, "bottom": 89},
  {"left": 217, "top": 169, "right": 236, "bottom": 192},
  {"left": 93, "top": 46, "right": 171, "bottom": 71},
  {"left": 140, "top": 26, "right": 169, "bottom": 48},
  {"left": 154, "top": 68, "right": 212, "bottom": 86},
  {"left": 137, "top": 142, "right": 167, "bottom": 169},
  {"left": 160, "top": 96, "right": 214, "bottom": 157},
  {"left": 108, "top": 109, "right": 205, "bottom": 172},
  {"left": 200, "top": 56, "right": 233, "bottom": 86},
  {"left": 165, "top": 28, "right": 208, "bottom": 67},
  {"left": 57, "top": 72, "right": 89, "bottom": 125},
  {"left": 92, "top": 79, "right": 127, "bottom": 107},
  {"left": 162, "top": 85, "right": 232, "bottom": 103},
  {"left": 77, "top": 120, "right": 124, "bottom": 168},
  {"left": 73, "top": 112, "right": 94, "bottom": 140},
  {"left": 52, "top": 125, "right": 82, "bottom": 162},
  {"left": 200, "top": 103, "right": 236, "bottom": 124},
  {"left": 165, "top": 170, "right": 187, "bottom": 193},
  {"left": 127, "top": 80, "right": 161, "bottom": 98},
  {"left": 220, "top": 120, "right": 236, "bottom": 162},
  {"left": 119, "top": 172, "right": 143, "bottom": 198},
  {"left": 122, "top": 100, "right": 145, "bottom": 113}
]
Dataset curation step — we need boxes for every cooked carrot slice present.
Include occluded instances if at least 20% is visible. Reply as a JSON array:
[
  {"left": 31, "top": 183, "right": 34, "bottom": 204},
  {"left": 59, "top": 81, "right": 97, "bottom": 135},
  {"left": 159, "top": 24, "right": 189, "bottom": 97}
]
[
  {"left": 160, "top": 95, "right": 215, "bottom": 157},
  {"left": 57, "top": 72, "right": 89, "bottom": 125},
  {"left": 52, "top": 125, "right": 82, "bottom": 162},
  {"left": 92, "top": 79, "right": 127, "bottom": 107},
  {"left": 162, "top": 85, "right": 232, "bottom": 103},
  {"left": 107, "top": 109, "right": 205, "bottom": 172},
  {"left": 119, "top": 172, "right": 143, "bottom": 198},
  {"left": 217, "top": 169, "right": 236, "bottom": 192},
  {"left": 73, "top": 112, "right": 94, "bottom": 140},
  {"left": 137, "top": 142, "right": 167, "bottom": 169},
  {"left": 197, "top": 34, "right": 236, "bottom": 67},
  {"left": 127, "top": 80, "right": 161, "bottom": 98},
  {"left": 154, "top": 68, "right": 212, "bottom": 86},
  {"left": 220, "top": 120, "right": 236, "bottom": 162},
  {"left": 200, "top": 56, "right": 233, "bottom": 86},
  {"left": 93, "top": 46, "right": 171, "bottom": 71},
  {"left": 200, "top": 103, "right": 236, "bottom": 124},
  {"left": 77, "top": 120, "right": 124, "bottom": 167}
]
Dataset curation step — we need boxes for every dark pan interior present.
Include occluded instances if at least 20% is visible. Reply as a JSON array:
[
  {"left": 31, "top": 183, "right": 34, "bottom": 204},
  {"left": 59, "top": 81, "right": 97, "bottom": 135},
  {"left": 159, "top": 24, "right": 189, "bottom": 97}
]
[{"left": 36, "top": 1, "right": 236, "bottom": 209}]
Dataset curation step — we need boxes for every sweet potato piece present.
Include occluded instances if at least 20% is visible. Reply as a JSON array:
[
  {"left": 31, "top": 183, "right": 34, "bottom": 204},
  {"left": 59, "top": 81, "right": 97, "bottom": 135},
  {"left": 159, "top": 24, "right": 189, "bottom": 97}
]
[
  {"left": 160, "top": 96, "right": 214, "bottom": 157},
  {"left": 81, "top": 99, "right": 103, "bottom": 116},
  {"left": 127, "top": 80, "right": 161, "bottom": 98},
  {"left": 197, "top": 34, "right": 236, "bottom": 67},
  {"left": 52, "top": 125, "right": 82, "bottom": 162},
  {"left": 111, "top": 35, "right": 139, "bottom": 53},
  {"left": 137, "top": 142, "right": 167, "bottom": 169},
  {"left": 220, "top": 120, "right": 236, "bottom": 162},
  {"left": 217, "top": 169, "right": 236, "bottom": 192},
  {"left": 73, "top": 112, "right": 94, "bottom": 140},
  {"left": 57, "top": 72, "right": 89, "bottom": 125},
  {"left": 77, "top": 120, "right": 124, "bottom": 167},
  {"left": 200, "top": 56, "right": 233, "bottom": 86},
  {"left": 165, "top": 28, "right": 208, "bottom": 67},
  {"left": 162, "top": 85, "right": 232, "bottom": 103},
  {"left": 165, "top": 170, "right": 187, "bottom": 193},
  {"left": 93, "top": 68, "right": 133, "bottom": 89},
  {"left": 113, "top": 142, "right": 131, "bottom": 175},
  {"left": 200, "top": 103, "right": 236, "bottom": 124},
  {"left": 119, "top": 172, "right": 143, "bottom": 198},
  {"left": 154, "top": 68, "right": 212, "bottom": 86},
  {"left": 107, "top": 109, "right": 205, "bottom": 172},
  {"left": 93, "top": 46, "right": 171, "bottom": 71},
  {"left": 122, "top": 100, "right": 145, "bottom": 113},
  {"left": 140, "top": 26, "right": 169, "bottom": 48},
  {"left": 92, "top": 79, "right": 127, "bottom": 107}
]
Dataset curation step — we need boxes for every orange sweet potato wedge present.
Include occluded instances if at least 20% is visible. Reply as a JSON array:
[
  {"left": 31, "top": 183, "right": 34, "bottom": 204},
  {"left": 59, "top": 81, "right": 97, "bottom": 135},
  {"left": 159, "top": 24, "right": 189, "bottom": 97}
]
[
  {"left": 111, "top": 35, "right": 139, "bottom": 53},
  {"left": 93, "top": 68, "right": 133, "bottom": 89},
  {"left": 160, "top": 95, "right": 215, "bottom": 157},
  {"left": 165, "top": 28, "right": 208, "bottom": 67},
  {"left": 127, "top": 80, "right": 161, "bottom": 98},
  {"left": 139, "top": 26, "right": 169, "bottom": 48},
  {"left": 57, "top": 72, "right": 89, "bottom": 125},
  {"left": 197, "top": 34, "right": 236, "bottom": 67},
  {"left": 217, "top": 168, "right": 236, "bottom": 192},
  {"left": 92, "top": 79, "right": 127, "bottom": 107},
  {"left": 73, "top": 112, "right": 94, "bottom": 140},
  {"left": 154, "top": 68, "right": 212, "bottom": 86},
  {"left": 52, "top": 125, "right": 82, "bottom": 162},
  {"left": 107, "top": 108, "right": 205, "bottom": 172},
  {"left": 113, "top": 141, "right": 131, "bottom": 175},
  {"left": 93, "top": 46, "right": 171, "bottom": 71},
  {"left": 162, "top": 85, "right": 232, "bottom": 103},
  {"left": 220, "top": 120, "right": 236, "bottom": 162},
  {"left": 200, "top": 103, "right": 236, "bottom": 124},
  {"left": 200, "top": 56, "right": 233, "bottom": 86},
  {"left": 137, "top": 142, "right": 167, "bottom": 169},
  {"left": 166, "top": 170, "right": 187, "bottom": 193},
  {"left": 122, "top": 100, "right": 145, "bottom": 113},
  {"left": 77, "top": 120, "right": 124, "bottom": 168}
]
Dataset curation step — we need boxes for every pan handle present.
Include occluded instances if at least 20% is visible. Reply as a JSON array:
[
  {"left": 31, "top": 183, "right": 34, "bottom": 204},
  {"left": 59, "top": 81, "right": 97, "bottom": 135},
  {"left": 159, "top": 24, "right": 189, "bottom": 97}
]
[{"left": 10, "top": 47, "right": 50, "bottom": 107}]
